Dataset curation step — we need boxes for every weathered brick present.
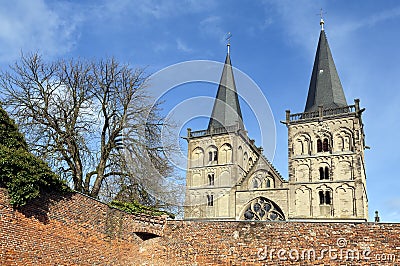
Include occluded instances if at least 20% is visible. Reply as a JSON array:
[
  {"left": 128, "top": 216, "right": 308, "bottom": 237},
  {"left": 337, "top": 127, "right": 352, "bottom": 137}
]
[{"left": 1, "top": 188, "right": 400, "bottom": 265}]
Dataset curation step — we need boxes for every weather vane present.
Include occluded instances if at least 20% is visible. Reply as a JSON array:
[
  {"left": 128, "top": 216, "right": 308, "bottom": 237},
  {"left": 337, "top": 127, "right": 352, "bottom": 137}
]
[
  {"left": 226, "top": 32, "right": 232, "bottom": 44},
  {"left": 226, "top": 32, "right": 232, "bottom": 54}
]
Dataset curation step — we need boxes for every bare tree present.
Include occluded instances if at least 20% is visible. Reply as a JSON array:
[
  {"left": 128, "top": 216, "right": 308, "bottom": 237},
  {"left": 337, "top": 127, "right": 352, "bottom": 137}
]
[{"left": 0, "top": 53, "right": 175, "bottom": 200}]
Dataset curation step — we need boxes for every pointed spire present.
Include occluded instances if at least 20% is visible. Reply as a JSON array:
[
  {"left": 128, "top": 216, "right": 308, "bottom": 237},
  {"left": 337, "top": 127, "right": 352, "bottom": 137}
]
[
  {"left": 304, "top": 23, "right": 348, "bottom": 112},
  {"left": 208, "top": 45, "right": 244, "bottom": 130}
]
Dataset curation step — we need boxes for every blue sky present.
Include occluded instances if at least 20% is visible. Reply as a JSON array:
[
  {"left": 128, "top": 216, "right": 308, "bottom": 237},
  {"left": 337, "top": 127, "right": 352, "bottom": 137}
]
[{"left": 1, "top": 0, "right": 400, "bottom": 222}]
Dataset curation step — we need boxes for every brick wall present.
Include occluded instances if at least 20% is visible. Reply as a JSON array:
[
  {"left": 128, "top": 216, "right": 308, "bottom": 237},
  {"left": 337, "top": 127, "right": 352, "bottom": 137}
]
[
  {"left": 1, "top": 188, "right": 400, "bottom": 265},
  {"left": 0, "top": 188, "right": 162, "bottom": 265},
  {"left": 156, "top": 221, "right": 400, "bottom": 265}
]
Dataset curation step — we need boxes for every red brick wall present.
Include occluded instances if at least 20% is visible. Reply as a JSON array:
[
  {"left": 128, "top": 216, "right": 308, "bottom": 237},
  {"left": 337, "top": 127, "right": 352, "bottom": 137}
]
[
  {"left": 156, "top": 221, "right": 400, "bottom": 265},
  {"left": 0, "top": 188, "right": 158, "bottom": 265},
  {"left": 2, "top": 188, "right": 400, "bottom": 265}
]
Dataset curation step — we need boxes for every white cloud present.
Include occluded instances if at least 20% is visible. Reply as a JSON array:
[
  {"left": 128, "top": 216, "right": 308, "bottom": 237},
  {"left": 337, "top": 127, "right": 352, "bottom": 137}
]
[
  {"left": 199, "top": 16, "right": 226, "bottom": 43},
  {"left": 261, "top": 0, "right": 319, "bottom": 54},
  {"left": 0, "top": 0, "right": 81, "bottom": 62},
  {"left": 261, "top": 1, "right": 400, "bottom": 56},
  {"left": 260, "top": 17, "right": 274, "bottom": 30},
  {"left": 153, "top": 43, "right": 169, "bottom": 53},
  {"left": 334, "top": 6, "right": 400, "bottom": 35},
  {"left": 99, "top": 0, "right": 217, "bottom": 21},
  {"left": 246, "top": 17, "right": 274, "bottom": 37},
  {"left": 176, "top": 39, "right": 193, "bottom": 53}
]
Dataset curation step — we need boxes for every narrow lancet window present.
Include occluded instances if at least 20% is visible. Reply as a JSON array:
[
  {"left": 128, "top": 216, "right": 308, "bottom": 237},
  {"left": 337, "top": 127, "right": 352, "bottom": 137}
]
[
  {"left": 207, "top": 194, "right": 214, "bottom": 206},
  {"left": 319, "top": 191, "right": 325, "bottom": 204},
  {"left": 325, "top": 191, "right": 331, "bottom": 204},
  {"left": 324, "top": 166, "right": 329, "bottom": 179},
  {"left": 323, "top": 138, "right": 330, "bottom": 152},
  {"left": 317, "top": 139, "right": 322, "bottom": 152},
  {"left": 208, "top": 174, "right": 214, "bottom": 186}
]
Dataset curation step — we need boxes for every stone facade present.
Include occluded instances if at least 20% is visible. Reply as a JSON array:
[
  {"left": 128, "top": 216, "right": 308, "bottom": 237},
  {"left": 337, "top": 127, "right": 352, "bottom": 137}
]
[
  {"left": 184, "top": 125, "right": 287, "bottom": 220},
  {"left": 184, "top": 25, "right": 369, "bottom": 221},
  {"left": 285, "top": 101, "right": 368, "bottom": 220}
]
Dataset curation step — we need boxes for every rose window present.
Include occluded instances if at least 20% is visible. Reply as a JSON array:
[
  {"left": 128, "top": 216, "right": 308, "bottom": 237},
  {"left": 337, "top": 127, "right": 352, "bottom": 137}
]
[{"left": 241, "top": 197, "right": 285, "bottom": 221}]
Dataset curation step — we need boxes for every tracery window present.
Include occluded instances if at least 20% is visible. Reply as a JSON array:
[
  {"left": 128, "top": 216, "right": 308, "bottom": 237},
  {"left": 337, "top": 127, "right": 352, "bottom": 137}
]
[{"left": 241, "top": 197, "right": 285, "bottom": 221}]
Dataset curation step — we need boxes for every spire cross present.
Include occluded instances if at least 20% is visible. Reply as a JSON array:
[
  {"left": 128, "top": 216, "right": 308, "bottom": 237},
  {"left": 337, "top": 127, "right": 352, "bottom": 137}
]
[
  {"left": 318, "top": 8, "right": 326, "bottom": 30},
  {"left": 226, "top": 32, "right": 232, "bottom": 54},
  {"left": 319, "top": 8, "right": 326, "bottom": 20}
]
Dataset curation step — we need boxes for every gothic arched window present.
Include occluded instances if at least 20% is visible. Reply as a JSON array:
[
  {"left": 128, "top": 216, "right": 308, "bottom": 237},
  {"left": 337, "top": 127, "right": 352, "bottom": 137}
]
[
  {"left": 208, "top": 173, "right": 214, "bottom": 186},
  {"left": 191, "top": 147, "right": 204, "bottom": 167},
  {"left": 319, "top": 167, "right": 324, "bottom": 180},
  {"left": 207, "top": 146, "right": 218, "bottom": 163},
  {"left": 323, "top": 138, "right": 330, "bottom": 152},
  {"left": 325, "top": 191, "right": 331, "bottom": 205},
  {"left": 253, "top": 178, "right": 259, "bottom": 189},
  {"left": 319, "top": 167, "right": 330, "bottom": 180},
  {"left": 319, "top": 191, "right": 325, "bottom": 204},
  {"left": 317, "top": 139, "right": 322, "bottom": 152},
  {"left": 209, "top": 151, "right": 218, "bottom": 161},
  {"left": 319, "top": 191, "right": 332, "bottom": 205},
  {"left": 324, "top": 166, "right": 329, "bottom": 179}
]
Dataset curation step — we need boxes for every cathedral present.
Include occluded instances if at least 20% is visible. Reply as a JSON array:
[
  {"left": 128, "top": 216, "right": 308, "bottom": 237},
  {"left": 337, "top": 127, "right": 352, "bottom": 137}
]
[{"left": 184, "top": 19, "right": 368, "bottom": 221}]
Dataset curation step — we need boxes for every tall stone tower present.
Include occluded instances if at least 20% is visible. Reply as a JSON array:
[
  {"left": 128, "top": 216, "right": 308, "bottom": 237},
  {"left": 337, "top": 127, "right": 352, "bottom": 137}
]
[
  {"left": 184, "top": 45, "right": 264, "bottom": 219},
  {"left": 284, "top": 19, "right": 368, "bottom": 220}
]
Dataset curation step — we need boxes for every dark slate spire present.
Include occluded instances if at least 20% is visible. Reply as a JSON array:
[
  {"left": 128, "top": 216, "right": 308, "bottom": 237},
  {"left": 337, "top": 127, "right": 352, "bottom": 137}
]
[
  {"left": 304, "top": 22, "right": 348, "bottom": 113},
  {"left": 208, "top": 44, "right": 244, "bottom": 130}
]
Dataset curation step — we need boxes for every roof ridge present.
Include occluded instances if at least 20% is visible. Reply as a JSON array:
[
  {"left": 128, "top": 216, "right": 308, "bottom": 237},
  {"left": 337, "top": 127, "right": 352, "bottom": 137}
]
[{"left": 261, "top": 154, "right": 285, "bottom": 182}]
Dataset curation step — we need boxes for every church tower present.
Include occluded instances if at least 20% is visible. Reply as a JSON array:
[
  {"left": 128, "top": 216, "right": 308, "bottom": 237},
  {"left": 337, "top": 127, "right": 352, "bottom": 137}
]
[
  {"left": 284, "top": 18, "right": 368, "bottom": 220},
  {"left": 184, "top": 18, "right": 369, "bottom": 221},
  {"left": 184, "top": 45, "right": 264, "bottom": 219}
]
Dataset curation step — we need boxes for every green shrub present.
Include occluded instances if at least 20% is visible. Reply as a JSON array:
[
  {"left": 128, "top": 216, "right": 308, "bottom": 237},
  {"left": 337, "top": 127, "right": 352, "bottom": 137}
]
[{"left": 0, "top": 106, "right": 69, "bottom": 206}]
